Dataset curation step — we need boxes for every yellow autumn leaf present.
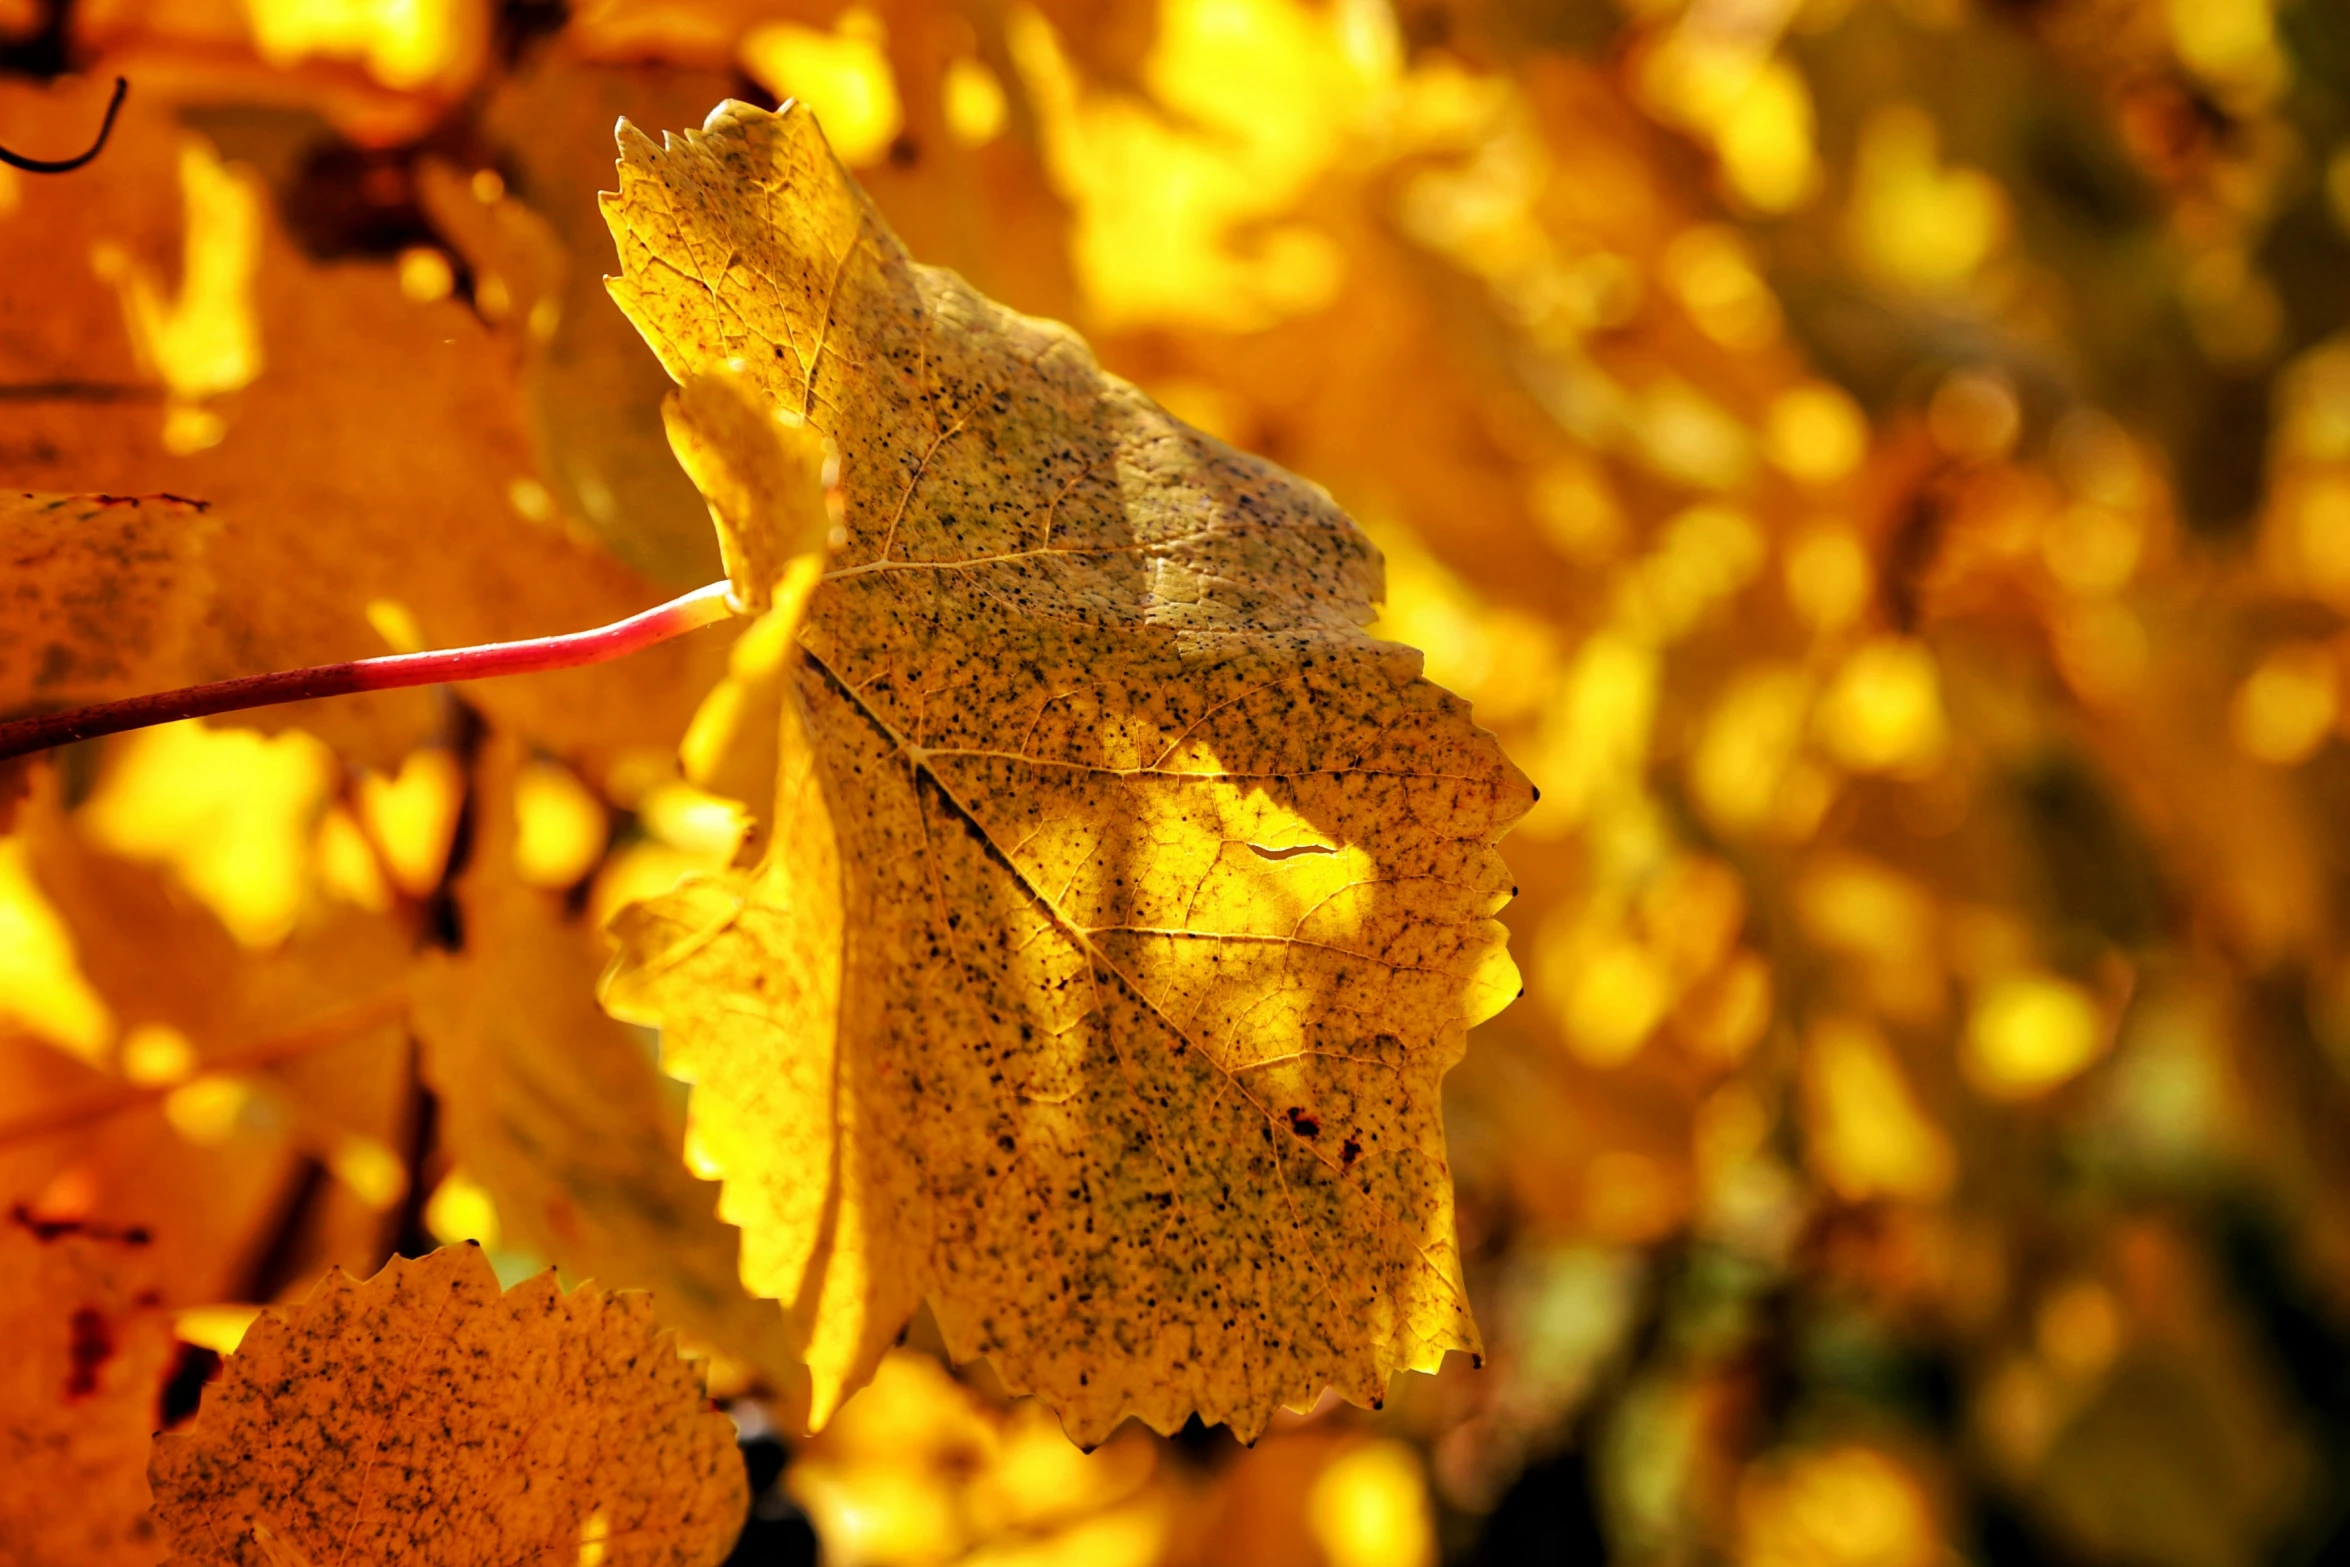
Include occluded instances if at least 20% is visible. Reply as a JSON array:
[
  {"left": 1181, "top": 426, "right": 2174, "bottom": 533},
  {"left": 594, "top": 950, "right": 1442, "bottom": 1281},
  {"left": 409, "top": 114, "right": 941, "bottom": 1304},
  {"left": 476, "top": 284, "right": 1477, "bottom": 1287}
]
[
  {"left": 148, "top": 1244, "right": 747, "bottom": 1566},
  {"left": 597, "top": 100, "right": 1530, "bottom": 1444},
  {"left": 0, "top": 1208, "right": 173, "bottom": 1567}
]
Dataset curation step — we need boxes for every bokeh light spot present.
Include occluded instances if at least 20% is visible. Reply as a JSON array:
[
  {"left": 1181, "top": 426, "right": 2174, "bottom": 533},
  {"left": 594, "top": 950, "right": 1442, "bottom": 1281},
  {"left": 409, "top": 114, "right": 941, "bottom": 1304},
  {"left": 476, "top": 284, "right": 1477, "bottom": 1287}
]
[
  {"left": 358, "top": 748, "right": 466, "bottom": 899},
  {"left": 0, "top": 837, "right": 114, "bottom": 1063},
  {"left": 513, "top": 758, "right": 609, "bottom": 890},
  {"left": 1307, "top": 1441, "right": 1436, "bottom": 1567},
  {"left": 741, "top": 11, "right": 905, "bottom": 168},
  {"left": 82, "top": 720, "right": 337, "bottom": 949},
  {"left": 1965, "top": 972, "right": 2107, "bottom": 1098},
  {"left": 2230, "top": 643, "right": 2339, "bottom": 765}
]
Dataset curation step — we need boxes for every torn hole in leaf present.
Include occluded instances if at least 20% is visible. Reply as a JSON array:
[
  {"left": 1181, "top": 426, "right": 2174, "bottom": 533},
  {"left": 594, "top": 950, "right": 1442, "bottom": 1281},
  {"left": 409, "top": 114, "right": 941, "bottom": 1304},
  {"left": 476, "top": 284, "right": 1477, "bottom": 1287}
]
[{"left": 1248, "top": 841, "right": 1340, "bottom": 862}]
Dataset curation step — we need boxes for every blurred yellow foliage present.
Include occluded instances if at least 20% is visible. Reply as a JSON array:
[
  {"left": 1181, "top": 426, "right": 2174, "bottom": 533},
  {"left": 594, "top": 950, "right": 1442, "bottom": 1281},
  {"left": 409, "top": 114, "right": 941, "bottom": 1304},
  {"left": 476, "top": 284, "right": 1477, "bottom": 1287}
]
[
  {"left": 790, "top": 1351, "right": 1169, "bottom": 1567},
  {"left": 1662, "top": 225, "right": 1783, "bottom": 351},
  {"left": 174, "top": 1302, "right": 263, "bottom": 1356},
  {"left": 1534, "top": 632, "right": 1657, "bottom": 832},
  {"left": 93, "top": 137, "right": 261, "bottom": 454},
  {"left": 80, "top": 720, "right": 336, "bottom": 947},
  {"left": 1965, "top": 973, "right": 2108, "bottom": 1099},
  {"left": 244, "top": 0, "right": 484, "bottom": 89},
  {"left": 0, "top": 836, "right": 113, "bottom": 1061},
  {"left": 1817, "top": 639, "right": 1947, "bottom": 775},
  {"left": 424, "top": 1168, "right": 502, "bottom": 1248},
  {"left": 1804, "top": 1019, "right": 1954, "bottom": 1203},
  {"left": 1012, "top": 0, "right": 1390, "bottom": 328},
  {"left": 1307, "top": 1441, "right": 1437, "bottom": 1567},
  {"left": 2230, "top": 643, "right": 2339, "bottom": 765},
  {"left": 324, "top": 1131, "right": 406, "bottom": 1209},
  {"left": 1766, "top": 383, "right": 1868, "bottom": 486},
  {"left": 161, "top": 1073, "right": 257, "bottom": 1146},
  {"left": 1848, "top": 106, "right": 2007, "bottom": 294},
  {"left": 942, "top": 56, "right": 1008, "bottom": 147},
  {"left": 356, "top": 746, "right": 464, "bottom": 899},
  {"left": 1738, "top": 1446, "right": 1941, "bottom": 1567},
  {"left": 313, "top": 804, "right": 392, "bottom": 912},
  {"left": 511, "top": 756, "right": 609, "bottom": 889},
  {"left": 1636, "top": 27, "right": 1819, "bottom": 213},
  {"left": 2168, "top": 0, "right": 2287, "bottom": 101},
  {"left": 118, "top": 1021, "right": 197, "bottom": 1086},
  {"left": 742, "top": 9, "right": 904, "bottom": 167}
]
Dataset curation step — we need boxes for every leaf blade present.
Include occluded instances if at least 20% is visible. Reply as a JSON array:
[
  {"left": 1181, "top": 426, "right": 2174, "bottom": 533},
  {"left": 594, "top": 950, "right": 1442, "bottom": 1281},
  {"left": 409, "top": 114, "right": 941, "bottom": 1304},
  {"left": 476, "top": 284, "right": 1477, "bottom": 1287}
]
[{"left": 600, "top": 99, "right": 1529, "bottom": 1445}]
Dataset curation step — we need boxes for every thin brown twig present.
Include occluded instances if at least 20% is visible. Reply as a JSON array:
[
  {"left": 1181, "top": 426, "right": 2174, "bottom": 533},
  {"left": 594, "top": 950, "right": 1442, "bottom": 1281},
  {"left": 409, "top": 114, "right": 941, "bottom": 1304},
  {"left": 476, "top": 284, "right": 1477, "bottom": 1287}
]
[{"left": 0, "top": 77, "right": 128, "bottom": 175}]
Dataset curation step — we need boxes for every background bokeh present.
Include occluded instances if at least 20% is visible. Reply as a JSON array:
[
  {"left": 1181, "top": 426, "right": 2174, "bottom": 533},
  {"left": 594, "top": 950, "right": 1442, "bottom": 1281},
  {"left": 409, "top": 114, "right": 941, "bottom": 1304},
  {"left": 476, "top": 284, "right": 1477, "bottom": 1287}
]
[{"left": 6, "top": 0, "right": 2350, "bottom": 1562}]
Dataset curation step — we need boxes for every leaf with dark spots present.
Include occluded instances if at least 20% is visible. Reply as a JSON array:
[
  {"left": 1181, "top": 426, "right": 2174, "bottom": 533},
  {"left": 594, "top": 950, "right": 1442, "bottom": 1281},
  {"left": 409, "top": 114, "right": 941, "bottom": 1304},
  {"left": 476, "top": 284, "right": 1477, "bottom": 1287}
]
[
  {"left": 597, "top": 100, "right": 1528, "bottom": 1444},
  {"left": 149, "top": 1246, "right": 745, "bottom": 1566}
]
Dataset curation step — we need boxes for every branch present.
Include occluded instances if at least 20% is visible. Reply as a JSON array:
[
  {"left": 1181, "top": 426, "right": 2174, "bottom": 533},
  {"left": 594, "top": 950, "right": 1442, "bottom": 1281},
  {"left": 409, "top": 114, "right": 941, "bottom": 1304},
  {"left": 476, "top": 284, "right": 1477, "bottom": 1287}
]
[
  {"left": 0, "top": 77, "right": 128, "bottom": 174},
  {"left": 0, "top": 581, "right": 738, "bottom": 762}
]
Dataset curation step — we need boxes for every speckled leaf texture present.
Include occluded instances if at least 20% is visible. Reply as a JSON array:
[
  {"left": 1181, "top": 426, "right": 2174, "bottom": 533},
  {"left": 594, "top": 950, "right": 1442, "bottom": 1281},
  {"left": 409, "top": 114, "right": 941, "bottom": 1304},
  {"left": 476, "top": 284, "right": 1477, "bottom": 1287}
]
[
  {"left": 147, "top": 1246, "right": 746, "bottom": 1566},
  {"left": 0, "top": 493, "right": 217, "bottom": 721},
  {"left": 598, "top": 100, "right": 1532, "bottom": 1446}
]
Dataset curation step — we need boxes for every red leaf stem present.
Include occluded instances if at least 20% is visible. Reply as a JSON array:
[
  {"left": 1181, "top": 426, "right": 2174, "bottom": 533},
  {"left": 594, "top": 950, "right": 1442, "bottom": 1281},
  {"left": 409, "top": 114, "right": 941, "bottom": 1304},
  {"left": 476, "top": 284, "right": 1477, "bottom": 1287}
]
[{"left": 0, "top": 581, "right": 737, "bottom": 763}]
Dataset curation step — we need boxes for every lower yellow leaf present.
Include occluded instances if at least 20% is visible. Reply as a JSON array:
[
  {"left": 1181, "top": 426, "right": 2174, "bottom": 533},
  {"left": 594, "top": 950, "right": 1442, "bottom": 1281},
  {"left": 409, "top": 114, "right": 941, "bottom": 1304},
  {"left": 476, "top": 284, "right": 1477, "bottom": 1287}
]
[{"left": 148, "top": 1245, "right": 747, "bottom": 1567}]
